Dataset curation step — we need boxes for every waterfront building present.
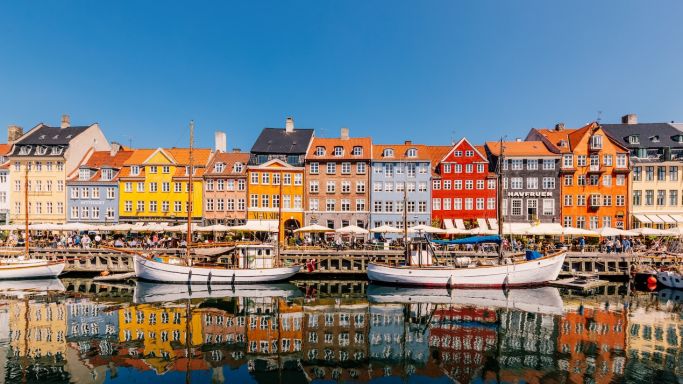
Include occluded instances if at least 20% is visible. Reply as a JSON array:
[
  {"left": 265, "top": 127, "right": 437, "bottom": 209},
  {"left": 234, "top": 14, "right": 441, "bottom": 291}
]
[
  {"left": 0, "top": 143, "right": 12, "bottom": 224},
  {"left": 118, "top": 147, "right": 211, "bottom": 224},
  {"left": 527, "top": 122, "right": 630, "bottom": 229},
  {"left": 370, "top": 142, "right": 432, "bottom": 234},
  {"left": 9, "top": 300, "right": 67, "bottom": 360},
  {"left": 602, "top": 114, "right": 683, "bottom": 229},
  {"left": 66, "top": 144, "right": 133, "bottom": 224},
  {"left": 203, "top": 149, "right": 250, "bottom": 226},
  {"left": 248, "top": 117, "right": 314, "bottom": 241},
  {"left": 8, "top": 115, "right": 110, "bottom": 224},
  {"left": 431, "top": 139, "right": 497, "bottom": 229},
  {"left": 304, "top": 128, "right": 371, "bottom": 230},
  {"left": 66, "top": 299, "right": 119, "bottom": 340},
  {"left": 485, "top": 140, "right": 561, "bottom": 224}
]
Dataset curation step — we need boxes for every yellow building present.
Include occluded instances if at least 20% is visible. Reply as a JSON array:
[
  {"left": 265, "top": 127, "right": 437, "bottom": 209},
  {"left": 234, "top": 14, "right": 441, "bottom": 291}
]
[
  {"left": 9, "top": 300, "right": 67, "bottom": 359},
  {"left": 8, "top": 116, "right": 110, "bottom": 224},
  {"left": 118, "top": 304, "right": 203, "bottom": 374},
  {"left": 247, "top": 159, "right": 305, "bottom": 242},
  {"left": 118, "top": 147, "right": 211, "bottom": 223}
]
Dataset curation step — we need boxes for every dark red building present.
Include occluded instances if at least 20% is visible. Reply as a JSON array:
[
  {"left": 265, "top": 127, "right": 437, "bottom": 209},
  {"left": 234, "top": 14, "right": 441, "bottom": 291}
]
[{"left": 431, "top": 138, "right": 497, "bottom": 229}]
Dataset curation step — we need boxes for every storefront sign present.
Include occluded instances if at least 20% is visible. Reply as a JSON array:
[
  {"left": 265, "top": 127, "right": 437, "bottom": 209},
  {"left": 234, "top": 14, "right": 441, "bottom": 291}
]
[{"left": 506, "top": 191, "right": 553, "bottom": 198}]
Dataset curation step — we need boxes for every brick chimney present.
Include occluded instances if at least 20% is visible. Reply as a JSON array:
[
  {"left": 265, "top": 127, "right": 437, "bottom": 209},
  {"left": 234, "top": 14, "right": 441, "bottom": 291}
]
[
  {"left": 554, "top": 123, "right": 565, "bottom": 131},
  {"left": 622, "top": 114, "right": 638, "bottom": 125},
  {"left": 7, "top": 125, "right": 23, "bottom": 144},
  {"left": 61, "top": 114, "right": 70, "bottom": 129},
  {"left": 404, "top": 140, "right": 412, "bottom": 145},
  {"left": 340, "top": 127, "right": 349, "bottom": 140},
  {"left": 285, "top": 117, "right": 294, "bottom": 133},
  {"left": 110, "top": 142, "right": 122, "bottom": 156},
  {"left": 214, "top": 131, "right": 227, "bottom": 152}
]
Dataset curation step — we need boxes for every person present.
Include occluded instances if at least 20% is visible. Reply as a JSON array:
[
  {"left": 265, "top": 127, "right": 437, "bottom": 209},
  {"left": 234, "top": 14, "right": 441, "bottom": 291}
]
[
  {"left": 615, "top": 238, "right": 622, "bottom": 253},
  {"left": 623, "top": 238, "right": 631, "bottom": 253},
  {"left": 94, "top": 234, "right": 102, "bottom": 248},
  {"left": 335, "top": 237, "right": 343, "bottom": 250},
  {"left": 579, "top": 236, "right": 585, "bottom": 253}
]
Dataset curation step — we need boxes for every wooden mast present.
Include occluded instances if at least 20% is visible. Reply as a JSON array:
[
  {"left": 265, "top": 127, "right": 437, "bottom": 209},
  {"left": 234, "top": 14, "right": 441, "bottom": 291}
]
[
  {"left": 186, "top": 120, "right": 194, "bottom": 266},
  {"left": 24, "top": 162, "right": 29, "bottom": 256},
  {"left": 497, "top": 137, "right": 504, "bottom": 263},
  {"left": 403, "top": 160, "right": 409, "bottom": 264}
]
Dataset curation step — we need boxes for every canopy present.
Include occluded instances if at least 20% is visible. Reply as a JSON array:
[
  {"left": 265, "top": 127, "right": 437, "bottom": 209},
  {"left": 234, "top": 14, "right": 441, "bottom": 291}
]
[
  {"left": 408, "top": 224, "right": 446, "bottom": 234},
  {"left": 104, "top": 223, "right": 135, "bottom": 232},
  {"left": 370, "top": 225, "right": 402, "bottom": 234},
  {"left": 595, "top": 227, "right": 636, "bottom": 237},
  {"left": 294, "top": 224, "right": 333, "bottom": 233},
  {"left": 665, "top": 227, "right": 683, "bottom": 236},
  {"left": 562, "top": 227, "right": 599, "bottom": 237},
  {"left": 452, "top": 235, "right": 502, "bottom": 245},
  {"left": 165, "top": 223, "right": 201, "bottom": 232},
  {"left": 0, "top": 224, "right": 23, "bottom": 231},
  {"left": 525, "top": 223, "right": 564, "bottom": 236},
  {"left": 29, "top": 223, "right": 60, "bottom": 231},
  {"left": 198, "top": 224, "right": 232, "bottom": 232},
  {"left": 468, "top": 226, "right": 497, "bottom": 235},
  {"left": 336, "top": 225, "right": 369, "bottom": 235},
  {"left": 501, "top": 223, "right": 532, "bottom": 235},
  {"left": 630, "top": 227, "right": 671, "bottom": 236},
  {"left": 230, "top": 220, "right": 279, "bottom": 233}
]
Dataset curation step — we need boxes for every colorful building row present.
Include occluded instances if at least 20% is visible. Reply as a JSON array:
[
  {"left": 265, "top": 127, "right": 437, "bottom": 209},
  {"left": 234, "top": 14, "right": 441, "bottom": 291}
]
[{"left": 3, "top": 114, "right": 683, "bottom": 231}]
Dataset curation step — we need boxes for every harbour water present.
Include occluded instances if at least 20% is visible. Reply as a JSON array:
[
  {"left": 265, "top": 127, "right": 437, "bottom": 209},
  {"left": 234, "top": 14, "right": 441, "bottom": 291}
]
[{"left": 0, "top": 279, "right": 681, "bottom": 384}]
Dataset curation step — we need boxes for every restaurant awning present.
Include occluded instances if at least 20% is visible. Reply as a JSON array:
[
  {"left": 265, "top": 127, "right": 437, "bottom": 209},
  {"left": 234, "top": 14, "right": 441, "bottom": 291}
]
[
  {"left": 646, "top": 215, "right": 665, "bottom": 224},
  {"left": 659, "top": 215, "right": 677, "bottom": 224},
  {"left": 669, "top": 214, "right": 683, "bottom": 223},
  {"left": 633, "top": 214, "right": 652, "bottom": 224}
]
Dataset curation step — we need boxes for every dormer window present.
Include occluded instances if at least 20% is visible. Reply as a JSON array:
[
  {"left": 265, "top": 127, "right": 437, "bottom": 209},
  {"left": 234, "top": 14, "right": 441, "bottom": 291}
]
[
  {"left": 131, "top": 165, "right": 140, "bottom": 176},
  {"left": 673, "top": 135, "right": 683, "bottom": 144},
  {"left": 352, "top": 146, "right": 362, "bottom": 156},
  {"left": 315, "top": 147, "right": 326, "bottom": 156},
  {"left": 19, "top": 146, "right": 31, "bottom": 155},
  {"left": 333, "top": 146, "right": 344, "bottom": 157},
  {"left": 383, "top": 148, "right": 394, "bottom": 158},
  {"left": 628, "top": 135, "right": 640, "bottom": 145},
  {"left": 101, "top": 168, "right": 114, "bottom": 181},
  {"left": 650, "top": 135, "right": 660, "bottom": 143},
  {"left": 558, "top": 140, "right": 568, "bottom": 148},
  {"left": 39, "top": 134, "right": 46, "bottom": 140},
  {"left": 36, "top": 146, "right": 48, "bottom": 155},
  {"left": 406, "top": 148, "right": 417, "bottom": 158},
  {"left": 79, "top": 168, "right": 91, "bottom": 181},
  {"left": 233, "top": 162, "right": 243, "bottom": 173},
  {"left": 50, "top": 146, "right": 64, "bottom": 155},
  {"left": 214, "top": 162, "right": 225, "bottom": 172}
]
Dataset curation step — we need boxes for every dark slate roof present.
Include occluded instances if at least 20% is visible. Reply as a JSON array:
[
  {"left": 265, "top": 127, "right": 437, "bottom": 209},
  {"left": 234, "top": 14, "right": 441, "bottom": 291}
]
[
  {"left": 601, "top": 123, "right": 683, "bottom": 149},
  {"left": 250, "top": 128, "right": 314, "bottom": 154},
  {"left": 17, "top": 125, "right": 90, "bottom": 145}
]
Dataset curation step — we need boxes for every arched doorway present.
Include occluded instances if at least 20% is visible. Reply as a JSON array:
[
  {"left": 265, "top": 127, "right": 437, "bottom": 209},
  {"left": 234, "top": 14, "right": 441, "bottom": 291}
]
[{"left": 283, "top": 218, "right": 301, "bottom": 242}]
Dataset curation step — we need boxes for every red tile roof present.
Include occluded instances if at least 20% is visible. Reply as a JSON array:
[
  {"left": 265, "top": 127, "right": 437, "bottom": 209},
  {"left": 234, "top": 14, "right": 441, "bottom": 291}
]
[
  {"left": 372, "top": 143, "right": 432, "bottom": 161},
  {"left": 205, "top": 151, "right": 250, "bottom": 177},
  {"left": 306, "top": 137, "right": 372, "bottom": 160},
  {"left": 485, "top": 141, "right": 558, "bottom": 157}
]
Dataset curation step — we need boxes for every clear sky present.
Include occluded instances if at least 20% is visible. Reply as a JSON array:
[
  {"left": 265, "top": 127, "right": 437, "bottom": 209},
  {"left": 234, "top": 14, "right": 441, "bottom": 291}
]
[{"left": 0, "top": 1, "right": 681, "bottom": 150}]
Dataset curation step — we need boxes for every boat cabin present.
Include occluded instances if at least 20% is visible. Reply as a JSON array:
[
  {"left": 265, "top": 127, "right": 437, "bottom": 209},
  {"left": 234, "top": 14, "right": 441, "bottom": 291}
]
[
  {"left": 408, "top": 238, "right": 434, "bottom": 266},
  {"left": 236, "top": 244, "right": 276, "bottom": 269}
]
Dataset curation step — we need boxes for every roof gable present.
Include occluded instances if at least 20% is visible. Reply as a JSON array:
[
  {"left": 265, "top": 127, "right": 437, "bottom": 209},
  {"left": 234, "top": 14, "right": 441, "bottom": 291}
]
[
  {"left": 441, "top": 138, "right": 487, "bottom": 163},
  {"left": 142, "top": 148, "right": 176, "bottom": 165}
]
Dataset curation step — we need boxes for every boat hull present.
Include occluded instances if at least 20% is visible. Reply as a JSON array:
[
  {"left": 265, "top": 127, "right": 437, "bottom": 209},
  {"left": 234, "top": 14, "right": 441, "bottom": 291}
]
[
  {"left": 0, "top": 259, "right": 65, "bottom": 280},
  {"left": 134, "top": 255, "right": 301, "bottom": 284},
  {"left": 134, "top": 281, "right": 302, "bottom": 303},
  {"left": 656, "top": 270, "right": 683, "bottom": 289},
  {"left": 367, "top": 252, "right": 566, "bottom": 288}
]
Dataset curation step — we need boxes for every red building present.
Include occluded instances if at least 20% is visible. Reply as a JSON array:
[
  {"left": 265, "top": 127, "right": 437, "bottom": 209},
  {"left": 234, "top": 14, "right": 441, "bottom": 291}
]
[{"left": 431, "top": 138, "right": 497, "bottom": 229}]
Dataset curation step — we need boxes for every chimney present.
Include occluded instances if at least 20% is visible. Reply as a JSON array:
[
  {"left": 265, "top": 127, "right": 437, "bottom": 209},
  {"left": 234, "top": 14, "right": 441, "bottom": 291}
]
[
  {"left": 61, "top": 114, "right": 70, "bottom": 129},
  {"left": 285, "top": 117, "right": 294, "bottom": 133},
  {"left": 622, "top": 114, "right": 638, "bottom": 125},
  {"left": 404, "top": 140, "right": 412, "bottom": 145},
  {"left": 340, "top": 127, "right": 349, "bottom": 140},
  {"left": 214, "top": 131, "right": 227, "bottom": 153},
  {"left": 515, "top": 138, "right": 522, "bottom": 142},
  {"left": 110, "top": 142, "right": 121, "bottom": 156},
  {"left": 7, "top": 125, "right": 23, "bottom": 144},
  {"left": 232, "top": 148, "right": 241, "bottom": 153},
  {"left": 554, "top": 123, "right": 565, "bottom": 131}
]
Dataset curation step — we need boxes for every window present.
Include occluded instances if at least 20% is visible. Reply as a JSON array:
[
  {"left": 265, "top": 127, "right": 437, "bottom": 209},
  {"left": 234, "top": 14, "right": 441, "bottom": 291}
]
[
  {"left": 443, "top": 180, "right": 452, "bottom": 190},
  {"left": 465, "top": 180, "right": 473, "bottom": 190},
  {"left": 670, "top": 190, "right": 678, "bottom": 206},
  {"left": 309, "top": 198, "right": 319, "bottom": 211},
  {"left": 137, "top": 200, "right": 144, "bottom": 212},
  {"left": 527, "top": 159, "right": 538, "bottom": 170},
  {"left": 137, "top": 182, "right": 145, "bottom": 192},
  {"left": 577, "top": 175, "right": 586, "bottom": 186},
  {"left": 294, "top": 174, "right": 302, "bottom": 185},
  {"left": 174, "top": 182, "right": 182, "bottom": 192},
  {"left": 563, "top": 154, "right": 573, "bottom": 168},
  {"left": 563, "top": 216, "right": 572, "bottom": 227},
  {"left": 92, "top": 188, "right": 100, "bottom": 199},
  {"left": 465, "top": 164, "right": 473, "bottom": 173},
  {"left": 510, "top": 177, "right": 523, "bottom": 189},
  {"left": 645, "top": 190, "right": 653, "bottom": 205},
  {"left": 125, "top": 201, "right": 132, "bottom": 212},
  {"left": 71, "top": 187, "right": 80, "bottom": 199},
  {"left": 589, "top": 175, "right": 599, "bottom": 185},
  {"left": 250, "top": 194, "right": 258, "bottom": 208},
  {"left": 433, "top": 198, "right": 441, "bottom": 211},
  {"left": 206, "top": 179, "right": 214, "bottom": 191},
  {"left": 577, "top": 195, "right": 586, "bottom": 206},
  {"left": 333, "top": 146, "right": 344, "bottom": 156},
  {"left": 603, "top": 155, "right": 613, "bottom": 167},
  {"left": 149, "top": 166, "right": 157, "bottom": 174},
  {"left": 616, "top": 195, "right": 625, "bottom": 207},
  {"left": 262, "top": 172, "right": 270, "bottom": 184},
  {"left": 206, "top": 199, "right": 214, "bottom": 211},
  {"left": 616, "top": 154, "right": 627, "bottom": 168},
  {"left": 175, "top": 201, "right": 183, "bottom": 212},
  {"left": 465, "top": 150, "right": 474, "bottom": 157},
  {"left": 511, "top": 199, "right": 523, "bottom": 216},
  {"left": 356, "top": 162, "right": 366, "bottom": 174},
  {"left": 131, "top": 165, "right": 140, "bottom": 175},
  {"left": 590, "top": 135, "right": 602, "bottom": 149},
  {"left": 162, "top": 182, "right": 170, "bottom": 192},
  {"left": 315, "top": 147, "right": 325, "bottom": 156},
  {"left": 542, "top": 159, "right": 555, "bottom": 170},
  {"left": 71, "top": 206, "right": 79, "bottom": 219},
  {"left": 149, "top": 201, "right": 157, "bottom": 212},
  {"left": 162, "top": 165, "right": 170, "bottom": 174},
  {"left": 602, "top": 175, "right": 612, "bottom": 187},
  {"left": 352, "top": 146, "right": 362, "bottom": 156},
  {"left": 488, "top": 179, "right": 495, "bottom": 189},
  {"left": 476, "top": 198, "right": 484, "bottom": 210},
  {"left": 657, "top": 190, "right": 666, "bottom": 206},
  {"left": 356, "top": 181, "right": 365, "bottom": 193},
  {"left": 658, "top": 166, "right": 666, "bottom": 181},
  {"left": 341, "top": 162, "right": 351, "bottom": 174},
  {"left": 356, "top": 199, "right": 365, "bottom": 211},
  {"left": 543, "top": 199, "right": 554, "bottom": 215},
  {"left": 616, "top": 174, "right": 625, "bottom": 186},
  {"left": 261, "top": 194, "right": 269, "bottom": 208},
  {"left": 443, "top": 164, "right": 451, "bottom": 173},
  {"left": 487, "top": 198, "right": 495, "bottom": 210},
  {"left": 476, "top": 180, "right": 484, "bottom": 190},
  {"left": 326, "top": 181, "right": 335, "bottom": 193},
  {"left": 477, "top": 163, "right": 484, "bottom": 173},
  {"left": 309, "top": 181, "right": 319, "bottom": 193},
  {"left": 251, "top": 172, "right": 259, "bottom": 184},
  {"left": 511, "top": 159, "right": 523, "bottom": 170},
  {"left": 577, "top": 155, "right": 587, "bottom": 167},
  {"left": 454, "top": 180, "right": 463, "bottom": 189},
  {"left": 564, "top": 195, "right": 572, "bottom": 206},
  {"left": 564, "top": 175, "right": 573, "bottom": 186},
  {"left": 309, "top": 162, "right": 319, "bottom": 174},
  {"left": 603, "top": 195, "right": 612, "bottom": 206},
  {"left": 326, "top": 163, "right": 336, "bottom": 174},
  {"left": 526, "top": 177, "right": 538, "bottom": 189},
  {"left": 576, "top": 216, "right": 586, "bottom": 229},
  {"left": 406, "top": 148, "right": 417, "bottom": 157},
  {"left": 670, "top": 166, "right": 679, "bottom": 181},
  {"left": 150, "top": 182, "right": 158, "bottom": 192},
  {"left": 341, "top": 181, "right": 351, "bottom": 193},
  {"left": 384, "top": 201, "right": 393, "bottom": 212},
  {"left": 590, "top": 194, "right": 601, "bottom": 207}
]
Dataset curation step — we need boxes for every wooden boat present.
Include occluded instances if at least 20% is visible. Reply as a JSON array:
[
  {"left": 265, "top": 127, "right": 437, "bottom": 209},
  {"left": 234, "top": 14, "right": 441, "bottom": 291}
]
[
  {"left": 0, "top": 258, "right": 66, "bottom": 280},
  {"left": 367, "top": 284, "right": 563, "bottom": 315},
  {"left": 131, "top": 121, "right": 300, "bottom": 284},
  {"left": 134, "top": 280, "right": 302, "bottom": 303},
  {"left": 657, "top": 268, "right": 683, "bottom": 289}
]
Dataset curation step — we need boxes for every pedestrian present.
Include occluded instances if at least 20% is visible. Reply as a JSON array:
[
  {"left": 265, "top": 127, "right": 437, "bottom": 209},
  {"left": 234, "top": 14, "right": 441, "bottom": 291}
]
[{"left": 579, "top": 237, "right": 585, "bottom": 253}]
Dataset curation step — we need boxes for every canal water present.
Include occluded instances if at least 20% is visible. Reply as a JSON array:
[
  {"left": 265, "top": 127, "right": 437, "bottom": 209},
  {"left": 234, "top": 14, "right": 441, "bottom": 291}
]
[{"left": 0, "top": 279, "right": 681, "bottom": 384}]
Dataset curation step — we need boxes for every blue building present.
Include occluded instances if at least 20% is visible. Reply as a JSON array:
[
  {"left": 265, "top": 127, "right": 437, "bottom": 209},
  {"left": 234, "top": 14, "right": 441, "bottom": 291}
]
[
  {"left": 66, "top": 144, "right": 133, "bottom": 224},
  {"left": 370, "top": 143, "right": 433, "bottom": 235},
  {"left": 66, "top": 299, "right": 119, "bottom": 340}
]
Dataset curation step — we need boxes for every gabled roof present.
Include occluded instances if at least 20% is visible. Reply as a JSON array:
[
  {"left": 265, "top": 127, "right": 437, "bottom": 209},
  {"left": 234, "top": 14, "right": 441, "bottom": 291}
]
[
  {"left": 485, "top": 141, "right": 559, "bottom": 157},
  {"left": 372, "top": 143, "right": 432, "bottom": 161},
  {"left": 248, "top": 158, "right": 298, "bottom": 169},
  {"left": 250, "top": 128, "right": 315, "bottom": 154},
  {"left": 68, "top": 150, "right": 135, "bottom": 182},
  {"left": 530, "top": 122, "right": 629, "bottom": 153},
  {"left": 306, "top": 137, "right": 372, "bottom": 160},
  {"left": 122, "top": 148, "right": 212, "bottom": 166},
  {"left": 439, "top": 138, "right": 488, "bottom": 163},
  {"left": 424, "top": 145, "right": 452, "bottom": 177},
  {"left": 205, "top": 151, "right": 250, "bottom": 177},
  {"left": 0, "top": 144, "right": 12, "bottom": 157},
  {"left": 15, "top": 124, "right": 90, "bottom": 145},
  {"left": 601, "top": 122, "right": 683, "bottom": 149}
]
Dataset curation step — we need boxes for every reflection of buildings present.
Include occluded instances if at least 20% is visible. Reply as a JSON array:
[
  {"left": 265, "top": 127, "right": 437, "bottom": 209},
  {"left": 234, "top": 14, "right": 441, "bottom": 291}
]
[
  {"left": 67, "top": 300, "right": 119, "bottom": 341},
  {"left": 626, "top": 305, "right": 683, "bottom": 377},
  {"left": 557, "top": 304, "right": 626, "bottom": 384},
  {"left": 9, "top": 300, "right": 67, "bottom": 359}
]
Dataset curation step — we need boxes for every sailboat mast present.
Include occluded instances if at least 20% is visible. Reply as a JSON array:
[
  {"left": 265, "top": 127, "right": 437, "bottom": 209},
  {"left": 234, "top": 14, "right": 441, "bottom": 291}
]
[
  {"left": 24, "top": 162, "right": 29, "bottom": 255},
  {"left": 403, "top": 160, "right": 408, "bottom": 263},
  {"left": 497, "top": 138, "right": 504, "bottom": 262},
  {"left": 186, "top": 121, "right": 194, "bottom": 265}
]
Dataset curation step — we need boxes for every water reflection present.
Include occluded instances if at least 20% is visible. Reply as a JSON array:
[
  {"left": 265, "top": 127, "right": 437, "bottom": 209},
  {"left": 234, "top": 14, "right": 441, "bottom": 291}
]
[{"left": 0, "top": 280, "right": 681, "bottom": 383}]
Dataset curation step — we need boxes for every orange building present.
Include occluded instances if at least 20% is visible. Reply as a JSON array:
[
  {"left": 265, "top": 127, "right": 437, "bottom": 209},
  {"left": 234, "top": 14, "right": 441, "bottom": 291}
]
[{"left": 527, "top": 122, "right": 630, "bottom": 229}]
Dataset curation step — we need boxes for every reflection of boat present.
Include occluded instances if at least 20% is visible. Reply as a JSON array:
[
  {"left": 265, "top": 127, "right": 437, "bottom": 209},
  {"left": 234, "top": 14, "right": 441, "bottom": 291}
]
[
  {"left": 0, "top": 278, "right": 65, "bottom": 297},
  {"left": 133, "top": 280, "right": 303, "bottom": 303},
  {"left": 657, "top": 288, "right": 683, "bottom": 303},
  {"left": 367, "top": 284, "right": 564, "bottom": 315}
]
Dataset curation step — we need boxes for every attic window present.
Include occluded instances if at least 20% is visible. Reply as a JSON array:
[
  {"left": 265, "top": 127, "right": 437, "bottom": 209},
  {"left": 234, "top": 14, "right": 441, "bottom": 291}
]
[
  {"left": 628, "top": 135, "right": 640, "bottom": 145},
  {"left": 650, "top": 135, "right": 660, "bottom": 143},
  {"left": 406, "top": 148, "right": 417, "bottom": 158},
  {"left": 101, "top": 168, "right": 114, "bottom": 181},
  {"left": 36, "top": 146, "right": 48, "bottom": 155},
  {"left": 79, "top": 168, "right": 91, "bottom": 181},
  {"left": 673, "top": 135, "right": 683, "bottom": 143},
  {"left": 333, "top": 146, "right": 344, "bottom": 157},
  {"left": 558, "top": 140, "right": 568, "bottom": 147},
  {"left": 66, "top": 134, "right": 73, "bottom": 139},
  {"left": 39, "top": 135, "right": 46, "bottom": 140},
  {"left": 352, "top": 146, "right": 362, "bottom": 156},
  {"left": 51, "top": 146, "right": 64, "bottom": 155},
  {"left": 315, "top": 147, "right": 325, "bottom": 156},
  {"left": 233, "top": 162, "right": 243, "bottom": 173},
  {"left": 19, "top": 146, "right": 31, "bottom": 155},
  {"left": 383, "top": 148, "right": 394, "bottom": 158},
  {"left": 214, "top": 162, "right": 225, "bottom": 172}
]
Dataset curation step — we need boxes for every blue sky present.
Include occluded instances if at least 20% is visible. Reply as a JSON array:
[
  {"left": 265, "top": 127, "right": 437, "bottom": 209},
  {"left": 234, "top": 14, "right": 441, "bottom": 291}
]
[{"left": 0, "top": 1, "right": 681, "bottom": 150}]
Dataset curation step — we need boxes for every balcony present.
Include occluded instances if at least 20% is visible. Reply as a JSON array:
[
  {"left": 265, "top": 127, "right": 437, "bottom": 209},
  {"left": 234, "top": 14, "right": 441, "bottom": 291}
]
[
  {"left": 587, "top": 164, "right": 604, "bottom": 173},
  {"left": 589, "top": 195, "right": 601, "bottom": 210},
  {"left": 613, "top": 166, "right": 630, "bottom": 174}
]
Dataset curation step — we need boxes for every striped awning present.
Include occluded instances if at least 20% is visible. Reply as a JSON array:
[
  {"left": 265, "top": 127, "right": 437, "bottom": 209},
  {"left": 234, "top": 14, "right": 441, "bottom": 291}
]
[
  {"left": 646, "top": 215, "right": 665, "bottom": 224},
  {"left": 669, "top": 214, "right": 683, "bottom": 223},
  {"left": 659, "top": 215, "right": 677, "bottom": 224},
  {"left": 633, "top": 214, "right": 652, "bottom": 224}
]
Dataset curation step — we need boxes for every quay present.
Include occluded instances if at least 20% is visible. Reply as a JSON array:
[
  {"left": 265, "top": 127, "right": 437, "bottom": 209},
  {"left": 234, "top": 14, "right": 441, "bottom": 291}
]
[{"left": 5, "top": 247, "right": 679, "bottom": 278}]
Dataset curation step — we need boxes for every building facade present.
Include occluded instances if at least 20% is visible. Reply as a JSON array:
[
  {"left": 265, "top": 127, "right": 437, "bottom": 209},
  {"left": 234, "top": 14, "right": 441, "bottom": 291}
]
[
  {"left": 203, "top": 150, "right": 249, "bottom": 226},
  {"left": 304, "top": 128, "right": 371, "bottom": 230},
  {"left": 248, "top": 117, "right": 314, "bottom": 240},
  {"left": 431, "top": 139, "right": 497, "bottom": 229},
  {"left": 0, "top": 143, "right": 11, "bottom": 224},
  {"left": 370, "top": 143, "right": 432, "bottom": 234},
  {"left": 66, "top": 144, "right": 133, "bottom": 224},
  {"left": 602, "top": 114, "right": 683, "bottom": 229},
  {"left": 485, "top": 140, "right": 561, "bottom": 224},
  {"left": 528, "top": 122, "right": 630, "bottom": 230},
  {"left": 118, "top": 147, "right": 211, "bottom": 224},
  {"left": 8, "top": 116, "right": 111, "bottom": 224}
]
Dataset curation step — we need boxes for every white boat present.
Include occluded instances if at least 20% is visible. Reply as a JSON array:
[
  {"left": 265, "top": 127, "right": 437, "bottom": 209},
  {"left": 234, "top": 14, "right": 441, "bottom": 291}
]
[
  {"left": 367, "top": 284, "right": 563, "bottom": 315},
  {"left": 367, "top": 240, "right": 566, "bottom": 288},
  {"left": 0, "top": 277, "right": 65, "bottom": 296},
  {"left": 0, "top": 257, "right": 66, "bottom": 280},
  {"left": 656, "top": 269, "right": 683, "bottom": 289},
  {"left": 134, "top": 280, "right": 302, "bottom": 303},
  {"left": 134, "top": 243, "right": 300, "bottom": 284}
]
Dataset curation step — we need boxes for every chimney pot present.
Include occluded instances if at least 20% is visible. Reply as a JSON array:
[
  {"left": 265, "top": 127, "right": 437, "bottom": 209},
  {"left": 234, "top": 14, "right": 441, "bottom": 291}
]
[
  {"left": 61, "top": 114, "right": 70, "bottom": 129},
  {"left": 340, "top": 127, "right": 349, "bottom": 140},
  {"left": 554, "top": 123, "right": 565, "bottom": 131},
  {"left": 214, "top": 131, "right": 227, "bottom": 153},
  {"left": 622, "top": 114, "right": 638, "bottom": 125},
  {"left": 285, "top": 117, "right": 294, "bottom": 133},
  {"left": 7, "top": 125, "right": 23, "bottom": 144},
  {"left": 404, "top": 140, "right": 412, "bottom": 145}
]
